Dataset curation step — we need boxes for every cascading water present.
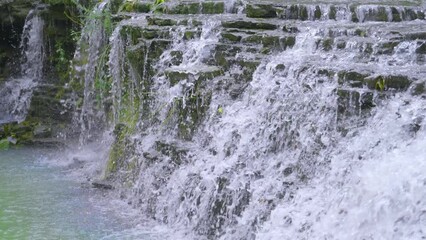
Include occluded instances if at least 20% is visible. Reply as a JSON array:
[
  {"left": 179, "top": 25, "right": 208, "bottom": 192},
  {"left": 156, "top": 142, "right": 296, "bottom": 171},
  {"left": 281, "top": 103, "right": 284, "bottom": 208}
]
[
  {"left": 0, "top": 7, "right": 45, "bottom": 123},
  {"left": 40, "top": 0, "right": 426, "bottom": 239},
  {"left": 98, "top": 2, "right": 426, "bottom": 237},
  {"left": 73, "top": 0, "right": 110, "bottom": 144}
]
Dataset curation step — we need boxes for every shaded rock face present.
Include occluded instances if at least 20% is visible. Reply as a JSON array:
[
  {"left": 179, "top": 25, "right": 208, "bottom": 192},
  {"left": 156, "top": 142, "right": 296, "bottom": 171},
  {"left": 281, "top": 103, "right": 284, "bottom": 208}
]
[
  {"left": 0, "top": 1, "right": 78, "bottom": 145},
  {"left": 0, "top": 0, "right": 33, "bottom": 82}
]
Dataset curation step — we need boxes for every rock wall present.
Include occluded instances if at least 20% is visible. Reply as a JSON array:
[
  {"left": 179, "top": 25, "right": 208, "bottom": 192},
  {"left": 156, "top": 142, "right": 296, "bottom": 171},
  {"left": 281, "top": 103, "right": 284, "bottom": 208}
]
[{"left": 94, "top": 1, "right": 426, "bottom": 238}]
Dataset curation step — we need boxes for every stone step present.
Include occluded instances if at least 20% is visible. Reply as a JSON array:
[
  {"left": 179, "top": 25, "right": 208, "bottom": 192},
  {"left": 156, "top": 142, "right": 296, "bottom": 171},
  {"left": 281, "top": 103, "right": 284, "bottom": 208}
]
[
  {"left": 245, "top": 3, "right": 426, "bottom": 22},
  {"left": 119, "top": 1, "right": 226, "bottom": 14},
  {"left": 337, "top": 70, "right": 413, "bottom": 91},
  {"left": 164, "top": 66, "right": 223, "bottom": 86}
]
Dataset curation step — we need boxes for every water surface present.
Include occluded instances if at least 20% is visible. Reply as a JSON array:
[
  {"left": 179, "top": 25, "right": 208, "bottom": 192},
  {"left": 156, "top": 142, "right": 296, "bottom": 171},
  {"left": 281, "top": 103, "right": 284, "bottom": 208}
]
[{"left": 0, "top": 147, "right": 154, "bottom": 240}]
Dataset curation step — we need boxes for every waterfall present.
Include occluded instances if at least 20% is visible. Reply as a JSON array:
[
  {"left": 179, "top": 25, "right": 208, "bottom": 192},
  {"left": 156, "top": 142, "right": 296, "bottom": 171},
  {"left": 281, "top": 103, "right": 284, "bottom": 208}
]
[
  {"left": 73, "top": 0, "right": 110, "bottom": 144},
  {"left": 56, "top": 0, "right": 426, "bottom": 239},
  {"left": 0, "top": 8, "right": 45, "bottom": 123},
  {"left": 98, "top": 3, "right": 426, "bottom": 236}
]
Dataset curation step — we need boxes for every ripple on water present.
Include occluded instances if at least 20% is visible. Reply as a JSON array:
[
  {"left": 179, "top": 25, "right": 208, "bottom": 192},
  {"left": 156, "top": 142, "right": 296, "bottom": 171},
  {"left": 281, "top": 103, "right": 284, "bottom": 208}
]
[{"left": 0, "top": 147, "right": 165, "bottom": 240}]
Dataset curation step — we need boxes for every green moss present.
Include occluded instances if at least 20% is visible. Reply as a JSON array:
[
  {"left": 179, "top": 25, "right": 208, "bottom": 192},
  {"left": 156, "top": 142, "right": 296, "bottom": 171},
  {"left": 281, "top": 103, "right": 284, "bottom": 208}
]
[
  {"left": 376, "top": 7, "right": 389, "bottom": 21},
  {"left": 242, "top": 35, "right": 264, "bottom": 44},
  {"left": 336, "top": 40, "right": 346, "bottom": 49},
  {"left": 354, "top": 29, "right": 367, "bottom": 37},
  {"left": 338, "top": 71, "right": 368, "bottom": 87},
  {"left": 262, "top": 36, "right": 280, "bottom": 49},
  {"left": 166, "top": 71, "right": 191, "bottom": 86},
  {"left": 221, "top": 33, "right": 242, "bottom": 43},
  {"left": 377, "top": 41, "right": 400, "bottom": 54},
  {"left": 0, "top": 139, "right": 9, "bottom": 150},
  {"left": 412, "top": 83, "right": 425, "bottom": 95},
  {"left": 246, "top": 4, "right": 277, "bottom": 18},
  {"left": 201, "top": 2, "right": 224, "bottom": 14},
  {"left": 176, "top": 91, "right": 212, "bottom": 140},
  {"left": 329, "top": 6, "right": 337, "bottom": 20},
  {"left": 167, "top": 2, "right": 200, "bottom": 14},
  {"left": 147, "top": 17, "right": 177, "bottom": 26},
  {"left": 184, "top": 31, "right": 200, "bottom": 40},
  {"left": 282, "top": 36, "right": 296, "bottom": 48},
  {"left": 322, "top": 38, "right": 334, "bottom": 51},
  {"left": 222, "top": 20, "right": 277, "bottom": 30},
  {"left": 314, "top": 6, "right": 321, "bottom": 20},
  {"left": 391, "top": 7, "right": 402, "bottom": 22},
  {"left": 350, "top": 5, "right": 359, "bottom": 22},
  {"left": 299, "top": 5, "right": 308, "bottom": 20}
]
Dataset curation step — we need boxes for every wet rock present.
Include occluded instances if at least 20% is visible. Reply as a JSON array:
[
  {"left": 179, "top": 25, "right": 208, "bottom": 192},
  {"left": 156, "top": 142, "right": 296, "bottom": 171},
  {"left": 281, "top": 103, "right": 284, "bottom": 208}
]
[
  {"left": 221, "top": 32, "right": 242, "bottom": 43},
  {"left": 365, "top": 75, "right": 411, "bottom": 91},
  {"left": 0, "top": 139, "right": 9, "bottom": 150},
  {"left": 246, "top": 4, "right": 277, "bottom": 18},
  {"left": 329, "top": 5, "right": 337, "bottom": 20},
  {"left": 167, "top": 2, "right": 200, "bottom": 14},
  {"left": 411, "top": 82, "right": 425, "bottom": 96},
  {"left": 33, "top": 125, "right": 52, "bottom": 138},
  {"left": 376, "top": 41, "right": 400, "bottom": 54},
  {"left": 201, "top": 2, "right": 224, "bottom": 14},
  {"left": 222, "top": 20, "right": 277, "bottom": 30},
  {"left": 416, "top": 42, "right": 426, "bottom": 54},
  {"left": 92, "top": 180, "right": 114, "bottom": 190},
  {"left": 7, "top": 136, "right": 17, "bottom": 145},
  {"left": 338, "top": 71, "right": 369, "bottom": 88},
  {"left": 147, "top": 17, "right": 177, "bottom": 26}
]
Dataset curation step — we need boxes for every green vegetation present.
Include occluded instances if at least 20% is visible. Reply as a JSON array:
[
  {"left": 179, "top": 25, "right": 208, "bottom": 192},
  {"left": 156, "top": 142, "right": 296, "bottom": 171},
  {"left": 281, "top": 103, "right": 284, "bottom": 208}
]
[
  {"left": 375, "top": 77, "right": 386, "bottom": 91},
  {"left": 0, "top": 139, "right": 9, "bottom": 150}
]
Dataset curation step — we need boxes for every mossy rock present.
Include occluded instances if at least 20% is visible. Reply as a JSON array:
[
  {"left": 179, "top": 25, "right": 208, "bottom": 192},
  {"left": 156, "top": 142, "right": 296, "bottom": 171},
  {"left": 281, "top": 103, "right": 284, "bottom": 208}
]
[
  {"left": 314, "top": 6, "right": 321, "bottom": 20},
  {"left": 391, "top": 7, "right": 402, "bottom": 22},
  {"left": 105, "top": 123, "right": 136, "bottom": 178},
  {"left": 246, "top": 4, "right": 277, "bottom": 18},
  {"left": 166, "top": 71, "right": 192, "bottom": 86},
  {"left": 141, "top": 29, "right": 160, "bottom": 40},
  {"left": 0, "top": 121, "right": 36, "bottom": 144},
  {"left": 147, "top": 39, "right": 173, "bottom": 60},
  {"left": 285, "top": 5, "right": 308, "bottom": 20},
  {"left": 0, "top": 138, "right": 9, "bottom": 150},
  {"left": 170, "top": 50, "right": 183, "bottom": 65},
  {"left": 354, "top": 29, "right": 367, "bottom": 37},
  {"left": 321, "top": 38, "right": 334, "bottom": 51},
  {"left": 120, "top": 25, "right": 143, "bottom": 45},
  {"left": 242, "top": 35, "right": 264, "bottom": 44},
  {"left": 282, "top": 25, "right": 298, "bottom": 33},
  {"left": 338, "top": 71, "right": 369, "bottom": 88},
  {"left": 350, "top": 5, "right": 359, "bottom": 22},
  {"left": 184, "top": 30, "right": 201, "bottom": 40},
  {"left": 365, "top": 75, "right": 411, "bottom": 91},
  {"left": 147, "top": 17, "right": 177, "bottom": 26},
  {"left": 175, "top": 91, "right": 212, "bottom": 140},
  {"left": 167, "top": 2, "right": 200, "bottom": 14},
  {"left": 166, "top": 67, "right": 223, "bottom": 86},
  {"left": 336, "top": 40, "right": 346, "bottom": 49},
  {"left": 221, "top": 33, "right": 242, "bottom": 43},
  {"left": 405, "top": 32, "right": 426, "bottom": 41},
  {"left": 411, "top": 82, "right": 425, "bottom": 96},
  {"left": 222, "top": 20, "right": 277, "bottom": 30},
  {"left": 201, "top": 2, "right": 224, "bottom": 14},
  {"left": 155, "top": 141, "right": 188, "bottom": 165},
  {"left": 329, "top": 6, "right": 337, "bottom": 20},
  {"left": 416, "top": 42, "right": 426, "bottom": 54},
  {"left": 376, "top": 41, "right": 400, "bottom": 54}
]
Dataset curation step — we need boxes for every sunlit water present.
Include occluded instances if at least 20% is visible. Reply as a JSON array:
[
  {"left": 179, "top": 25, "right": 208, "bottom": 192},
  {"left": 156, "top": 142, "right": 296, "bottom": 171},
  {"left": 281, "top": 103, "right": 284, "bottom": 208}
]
[{"left": 0, "top": 147, "right": 166, "bottom": 240}]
